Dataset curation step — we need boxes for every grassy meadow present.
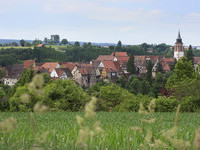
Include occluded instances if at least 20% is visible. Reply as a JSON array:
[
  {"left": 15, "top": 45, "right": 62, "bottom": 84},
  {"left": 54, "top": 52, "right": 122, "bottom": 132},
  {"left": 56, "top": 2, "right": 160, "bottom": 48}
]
[{"left": 0, "top": 112, "right": 199, "bottom": 149}]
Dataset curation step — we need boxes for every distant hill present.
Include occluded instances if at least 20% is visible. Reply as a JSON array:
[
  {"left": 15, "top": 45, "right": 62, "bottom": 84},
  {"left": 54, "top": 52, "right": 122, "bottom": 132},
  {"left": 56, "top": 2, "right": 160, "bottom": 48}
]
[
  {"left": 0, "top": 39, "right": 33, "bottom": 44},
  {"left": 0, "top": 39, "right": 117, "bottom": 47}
]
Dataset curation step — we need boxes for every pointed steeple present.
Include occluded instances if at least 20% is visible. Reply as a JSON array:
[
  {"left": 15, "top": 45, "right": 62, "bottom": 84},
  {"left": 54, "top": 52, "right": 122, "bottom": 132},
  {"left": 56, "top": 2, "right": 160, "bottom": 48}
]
[
  {"left": 176, "top": 30, "right": 182, "bottom": 43},
  {"left": 177, "top": 30, "right": 182, "bottom": 39}
]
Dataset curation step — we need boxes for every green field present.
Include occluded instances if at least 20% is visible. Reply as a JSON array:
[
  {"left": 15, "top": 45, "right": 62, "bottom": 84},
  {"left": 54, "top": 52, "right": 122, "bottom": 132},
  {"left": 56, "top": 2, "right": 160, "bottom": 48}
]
[{"left": 0, "top": 112, "right": 199, "bottom": 149}]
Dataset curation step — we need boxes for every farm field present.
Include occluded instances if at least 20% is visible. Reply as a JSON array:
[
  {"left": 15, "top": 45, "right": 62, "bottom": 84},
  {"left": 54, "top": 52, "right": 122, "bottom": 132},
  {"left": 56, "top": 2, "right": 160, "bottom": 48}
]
[{"left": 0, "top": 112, "right": 199, "bottom": 149}]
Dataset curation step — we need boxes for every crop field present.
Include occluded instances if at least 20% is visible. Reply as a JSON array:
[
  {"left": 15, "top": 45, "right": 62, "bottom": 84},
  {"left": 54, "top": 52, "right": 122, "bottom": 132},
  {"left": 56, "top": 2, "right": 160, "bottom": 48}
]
[{"left": 0, "top": 112, "right": 199, "bottom": 150}]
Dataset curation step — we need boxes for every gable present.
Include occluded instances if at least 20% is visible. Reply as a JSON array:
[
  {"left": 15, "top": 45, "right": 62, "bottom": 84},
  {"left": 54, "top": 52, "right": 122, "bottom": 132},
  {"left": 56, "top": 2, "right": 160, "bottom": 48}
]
[{"left": 98, "top": 62, "right": 104, "bottom": 68}]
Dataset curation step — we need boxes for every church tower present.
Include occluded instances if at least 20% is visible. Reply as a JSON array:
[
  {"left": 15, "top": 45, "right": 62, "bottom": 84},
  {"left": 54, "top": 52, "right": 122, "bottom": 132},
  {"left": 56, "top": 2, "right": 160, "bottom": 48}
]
[{"left": 174, "top": 30, "right": 184, "bottom": 60}]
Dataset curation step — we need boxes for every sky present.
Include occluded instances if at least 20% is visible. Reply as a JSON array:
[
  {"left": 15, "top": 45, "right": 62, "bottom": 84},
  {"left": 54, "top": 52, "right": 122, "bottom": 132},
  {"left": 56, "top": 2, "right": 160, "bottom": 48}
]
[{"left": 0, "top": 0, "right": 200, "bottom": 46}]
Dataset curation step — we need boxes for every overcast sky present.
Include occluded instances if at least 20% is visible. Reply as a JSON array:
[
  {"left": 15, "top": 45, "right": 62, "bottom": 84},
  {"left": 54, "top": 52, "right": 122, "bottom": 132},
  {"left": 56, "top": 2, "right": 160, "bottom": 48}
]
[{"left": 0, "top": 0, "right": 200, "bottom": 45}]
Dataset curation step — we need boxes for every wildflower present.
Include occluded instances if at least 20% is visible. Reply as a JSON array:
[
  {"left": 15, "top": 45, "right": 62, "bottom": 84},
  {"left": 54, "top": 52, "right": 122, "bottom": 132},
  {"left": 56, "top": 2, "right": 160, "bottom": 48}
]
[
  {"left": 194, "top": 128, "right": 200, "bottom": 150},
  {"left": 0, "top": 118, "right": 17, "bottom": 132}
]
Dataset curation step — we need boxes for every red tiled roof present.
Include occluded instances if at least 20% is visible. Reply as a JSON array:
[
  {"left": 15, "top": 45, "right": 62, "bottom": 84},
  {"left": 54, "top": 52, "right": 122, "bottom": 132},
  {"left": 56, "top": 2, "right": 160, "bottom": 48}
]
[
  {"left": 161, "top": 62, "right": 170, "bottom": 72},
  {"left": 194, "top": 57, "right": 200, "bottom": 64},
  {"left": 103, "top": 61, "right": 122, "bottom": 72},
  {"left": 162, "top": 58, "right": 174, "bottom": 62},
  {"left": 23, "top": 60, "right": 35, "bottom": 69},
  {"left": 79, "top": 68, "right": 89, "bottom": 75},
  {"left": 38, "top": 44, "right": 44, "bottom": 47},
  {"left": 117, "top": 56, "right": 129, "bottom": 62},
  {"left": 111, "top": 52, "right": 128, "bottom": 57},
  {"left": 62, "top": 63, "right": 76, "bottom": 72},
  {"left": 55, "top": 68, "right": 65, "bottom": 78},
  {"left": 96, "top": 55, "right": 116, "bottom": 61},
  {"left": 42, "top": 62, "right": 59, "bottom": 72}
]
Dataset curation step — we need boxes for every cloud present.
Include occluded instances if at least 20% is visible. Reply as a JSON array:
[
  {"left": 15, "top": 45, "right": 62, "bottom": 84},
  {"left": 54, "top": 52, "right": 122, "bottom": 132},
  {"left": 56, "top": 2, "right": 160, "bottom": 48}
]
[
  {"left": 42, "top": 0, "right": 163, "bottom": 23},
  {"left": 187, "top": 13, "right": 200, "bottom": 23}
]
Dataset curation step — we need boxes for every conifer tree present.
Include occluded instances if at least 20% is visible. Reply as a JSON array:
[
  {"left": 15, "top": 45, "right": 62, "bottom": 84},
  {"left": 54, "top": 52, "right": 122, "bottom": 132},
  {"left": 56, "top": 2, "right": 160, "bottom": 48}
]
[
  {"left": 127, "top": 53, "right": 136, "bottom": 74},
  {"left": 146, "top": 60, "right": 153, "bottom": 84},
  {"left": 186, "top": 45, "right": 194, "bottom": 64}
]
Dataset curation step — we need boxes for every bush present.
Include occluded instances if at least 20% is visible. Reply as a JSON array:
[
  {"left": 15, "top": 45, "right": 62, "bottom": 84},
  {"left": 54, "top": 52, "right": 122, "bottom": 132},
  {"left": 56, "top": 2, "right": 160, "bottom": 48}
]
[
  {"left": 155, "top": 97, "right": 179, "bottom": 112},
  {"left": 97, "top": 84, "right": 134, "bottom": 111},
  {"left": 181, "top": 96, "right": 200, "bottom": 112},
  {"left": 42, "top": 79, "right": 89, "bottom": 111},
  {"left": 114, "top": 94, "right": 152, "bottom": 112}
]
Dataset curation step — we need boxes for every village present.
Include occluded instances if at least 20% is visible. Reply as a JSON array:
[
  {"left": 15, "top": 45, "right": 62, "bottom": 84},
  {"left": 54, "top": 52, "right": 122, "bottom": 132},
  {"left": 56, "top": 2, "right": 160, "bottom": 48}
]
[{"left": 3, "top": 32, "right": 200, "bottom": 88}]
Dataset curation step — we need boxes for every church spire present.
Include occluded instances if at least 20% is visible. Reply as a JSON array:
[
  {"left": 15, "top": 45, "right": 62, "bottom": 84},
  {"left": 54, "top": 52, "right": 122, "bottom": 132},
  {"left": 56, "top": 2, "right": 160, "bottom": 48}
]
[{"left": 176, "top": 30, "right": 182, "bottom": 43}]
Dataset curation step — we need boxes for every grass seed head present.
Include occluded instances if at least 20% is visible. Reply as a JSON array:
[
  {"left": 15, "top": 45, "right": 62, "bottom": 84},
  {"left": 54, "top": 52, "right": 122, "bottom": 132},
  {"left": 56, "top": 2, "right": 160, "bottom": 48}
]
[
  {"left": 20, "top": 93, "right": 30, "bottom": 103},
  {"left": 152, "top": 139, "right": 168, "bottom": 150},
  {"left": 34, "top": 103, "right": 49, "bottom": 114},
  {"left": 76, "top": 116, "right": 84, "bottom": 126},
  {"left": 169, "top": 138, "right": 191, "bottom": 150},
  {"left": 85, "top": 97, "right": 97, "bottom": 119},
  {"left": 161, "top": 126, "right": 177, "bottom": 140},
  {"left": 77, "top": 127, "right": 90, "bottom": 148},
  {"left": 148, "top": 99, "right": 156, "bottom": 113},
  {"left": 94, "top": 121, "right": 103, "bottom": 134},
  {"left": 131, "top": 126, "right": 142, "bottom": 133},
  {"left": 174, "top": 104, "right": 181, "bottom": 126},
  {"left": 141, "top": 118, "right": 156, "bottom": 124},
  {"left": 138, "top": 103, "right": 149, "bottom": 115},
  {"left": 28, "top": 75, "right": 44, "bottom": 96},
  {"left": 194, "top": 128, "right": 200, "bottom": 150},
  {"left": 0, "top": 118, "right": 17, "bottom": 132}
]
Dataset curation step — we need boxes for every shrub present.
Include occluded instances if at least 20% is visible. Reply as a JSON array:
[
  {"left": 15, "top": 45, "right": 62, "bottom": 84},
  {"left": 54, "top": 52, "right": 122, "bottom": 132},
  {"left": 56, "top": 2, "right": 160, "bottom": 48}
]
[
  {"left": 97, "top": 84, "right": 134, "bottom": 111},
  {"left": 42, "top": 79, "right": 89, "bottom": 111},
  {"left": 155, "top": 97, "right": 179, "bottom": 112},
  {"left": 181, "top": 96, "right": 200, "bottom": 112},
  {"left": 114, "top": 94, "right": 152, "bottom": 112}
]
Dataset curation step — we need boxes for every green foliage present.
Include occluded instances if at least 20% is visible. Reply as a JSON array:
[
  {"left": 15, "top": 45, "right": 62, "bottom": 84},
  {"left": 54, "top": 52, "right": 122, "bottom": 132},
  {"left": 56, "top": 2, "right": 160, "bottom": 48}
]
[
  {"left": 116, "top": 76, "right": 128, "bottom": 88},
  {"left": 155, "top": 97, "right": 179, "bottom": 112},
  {"left": 186, "top": 45, "right": 194, "bottom": 64},
  {"left": 116, "top": 94, "right": 152, "bottom": 112},
  {"left": 127, "top": 53, "right": 136, "bottom": 74},
  {"left": 74, "top": 41, "right": 80, "bottom": 47},
  {"left": 129, "top": 78, "right": 141, "bottom": 94},
  {"left": 115, "top": 41, "right": 122, "bottom": 51},
  {"left": 20, "top": 39, "right": 25, "bottom": 47},
  {"left": 42, "top": 79, "right": 89, "bottom": 111},
  {"left": 166, "top": 57, "right": 195, "bottom": 90},
  {"left": 0, "top": 68, "right": 6, "bottom": 80},
  {"left": 98, "top": 84, "right": 133, "bottom": 111},
  {"left": 61, "top": 39, "right": 68, "bottom": 45},
  {"left": 11, "top": 69, "right": 35, "bottom": 96},
  {"left": 152, "top": 72, "right": 165, "bottom": 98},
  {"left": 9, "top": 85, "right": 30, "bottom": 111},
  {"left": 157, "top": 62, "right": 163, "bottom": 73},
  {"left": 181, "top": 96, "right": 200, "bottom": 112},
  {"left": 140, "top": 80, "right": 151, "bottom": 95},
  {"left": 173, "top": 79, "right": 200, "bottom": 101},
  {"left": 146, "top": 60, "right": 153, "bottom": 84}
]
